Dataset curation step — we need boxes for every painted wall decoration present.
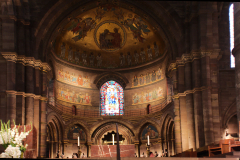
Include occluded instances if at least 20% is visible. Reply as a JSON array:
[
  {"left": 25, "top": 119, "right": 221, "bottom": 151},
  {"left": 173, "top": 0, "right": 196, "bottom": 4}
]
[
  {"left": 67, "top": 17, "right": 96, "bottom": 42},
  {"left": 142, "top": 125, "right": 158, "bottom": 140},
  {"left": 100, "top": 81, "right": 124, "bottom": 116},
  {"left": 132, "top": 68, "right": 164, "bottom": 88},
  {"left": 57, "top": 69, "right": 91, "bottom": 88},
  {"left": 132, "top": 87, "right": 163, "bottom": 105},
  {"left": 94, "top": 21, "right": 126, "bottom": 52},
  {"left": 67, "top": 125, "right": 86, "bottom": 141},
  {"left": 48, "top": 80, "right": 55, "bottom": 106},
  {"left": 56, "top": 87, "right": 91, "bottom": 105}
]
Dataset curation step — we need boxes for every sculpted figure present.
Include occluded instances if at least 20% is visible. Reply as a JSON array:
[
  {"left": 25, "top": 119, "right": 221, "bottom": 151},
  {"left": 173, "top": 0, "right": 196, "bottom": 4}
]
[
  {"left": 60, "top": 43, "right": 66, "bottom": 58},
  {"left": 75, "top": 49, "right": 80, "bottom": 63},
  {"left": 89, "top": 52, "right": 95, "bottom": 67},
  {"left": 140, "top": 48, "right": 146, "bottom": 63},
  {"left": 127, "top": 52, "right": 132, "bottom": 66},
  {"left": 68, "top": 46, "right": 73, "bottom": 61},
  {"left": 147, "top": 45, "right": 152, "bottom": 60},
  {"left": 154, "top": 42, "right": 159, "bottom": 57},
  {"left": 82, "top": 51, "right": 87, "bottom": 65},
  {"left": 119, "top": 52, "right": 125, "bottom": 66},
  {"left": 96, "top": 53, "right": 102, "bottom": 67},
  {"left": 134, "top": 50, "right": 139, "bottom": 64}
]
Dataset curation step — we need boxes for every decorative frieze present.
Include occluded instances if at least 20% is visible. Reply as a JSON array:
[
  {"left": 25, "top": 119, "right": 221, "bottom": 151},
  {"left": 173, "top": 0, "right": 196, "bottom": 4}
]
[
  {"left": 1, "top": 52, "right": 17, "bottom": 62},
  {"left": 6, "top": 90, "right": 48, "bottom": 100}
]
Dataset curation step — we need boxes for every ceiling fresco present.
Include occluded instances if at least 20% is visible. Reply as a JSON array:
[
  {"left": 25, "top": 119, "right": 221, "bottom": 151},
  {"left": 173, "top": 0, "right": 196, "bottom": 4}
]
[{"left": 54, "top": 4, "right": 166, "bottom": 69}]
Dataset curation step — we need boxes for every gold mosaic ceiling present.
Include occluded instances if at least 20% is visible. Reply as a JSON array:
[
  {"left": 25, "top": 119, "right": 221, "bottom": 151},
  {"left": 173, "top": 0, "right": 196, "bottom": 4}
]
[{"left": 54, "top": 4, "right": 166, "bottom": 69}]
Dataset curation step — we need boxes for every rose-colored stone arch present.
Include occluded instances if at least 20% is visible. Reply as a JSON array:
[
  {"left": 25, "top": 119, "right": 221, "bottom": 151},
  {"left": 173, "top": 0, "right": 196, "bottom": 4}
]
[{"left": 64, "top": 121, "right": 90, "bottom": 142}]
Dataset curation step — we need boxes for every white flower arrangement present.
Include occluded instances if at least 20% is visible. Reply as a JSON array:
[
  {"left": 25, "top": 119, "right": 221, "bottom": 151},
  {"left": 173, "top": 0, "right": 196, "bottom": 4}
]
[{"left": 0, "top": 120, "right": 32, "bottom": 158}]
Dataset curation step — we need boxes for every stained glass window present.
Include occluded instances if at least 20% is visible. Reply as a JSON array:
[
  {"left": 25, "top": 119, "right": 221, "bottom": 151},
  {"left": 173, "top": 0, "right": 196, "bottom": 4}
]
[
  {"left": 230, "top": 3, "right": 235, "bottom": 68},
  {"left": 100, "top": 81, "right": 124, "bottom": 116}
]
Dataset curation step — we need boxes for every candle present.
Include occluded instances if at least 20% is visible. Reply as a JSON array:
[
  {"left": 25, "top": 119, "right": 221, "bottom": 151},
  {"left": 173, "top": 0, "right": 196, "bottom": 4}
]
[
  {"left": 112, "top": 134, "right": 114, "bottom": 145},
  {"left": 78, "top": 136, "right": 80, "bottom": 146},
  {"left": 147, "top": 135, "right": 150, "bottom": 145}
]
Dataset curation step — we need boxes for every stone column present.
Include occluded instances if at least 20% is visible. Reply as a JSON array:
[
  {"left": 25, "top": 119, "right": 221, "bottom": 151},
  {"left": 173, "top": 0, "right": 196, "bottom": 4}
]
[
  {"left": 134, "top": 141, "right": 140, "bottom": 157},
  {"left": 184, "top": 59, "right": 196, "bottom": 150},
  {"left": 87, "top": 142, "right": 92, "bottom": 158},
  {"left": 192, "top": 54, "right": 205, "bottom": 148},
  {"left": 171, "top": 64, "right": 182, "bottom": 153},
  {"left": 2, "top": 53, "right": 17, "bottom": 125},
  {"left": 157, "top": 139, "right": 162, "bottom": 157},
  {"left": 51, "top": 141, "right": 54, "bottom": 158},
  {"left": 171, "top": 139, "right": 175, "bottom": 155},
  {"left": 39, "top": 68, "right": 48, "bottom": 158},
  {"left": 233, "top": 2, "right": 240, "bottom": 141},
  {"left": 178, "top": 63, "right": 189, "bottom": 151},
  {"left": 201, "top": 53, "right": 214, "bottom": 145}
]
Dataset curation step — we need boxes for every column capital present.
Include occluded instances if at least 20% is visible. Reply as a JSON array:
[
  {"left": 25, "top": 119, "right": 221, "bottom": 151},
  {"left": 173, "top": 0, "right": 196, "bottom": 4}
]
[{"left": 1, "top": 52, "right": 17, "bottom": 62}]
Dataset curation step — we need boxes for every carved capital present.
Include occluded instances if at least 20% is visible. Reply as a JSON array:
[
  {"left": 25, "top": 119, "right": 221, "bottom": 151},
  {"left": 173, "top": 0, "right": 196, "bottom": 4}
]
[
  {"left": 181, "top": 54, "right": 191, "bottom": 63},
  {"left": 200, "top": 51, "right": 212, "bottom": 58},
  {"left": 42, "top": 63, "right": 51, "bottom": 72},
  {"left": 168, "top": 63, "right": 176, "bottom": 71},
  {"left": 191, "top": 52, "right": 201, "bottom": 60},
  {"left": 1, "top": 52, "right": 17, "bottom": 62}
]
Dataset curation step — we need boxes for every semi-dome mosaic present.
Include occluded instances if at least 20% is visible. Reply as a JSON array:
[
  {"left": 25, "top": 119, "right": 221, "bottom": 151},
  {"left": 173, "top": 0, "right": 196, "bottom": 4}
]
[{"left": 53, "top": 4, "right": 166, "bottom": 69}]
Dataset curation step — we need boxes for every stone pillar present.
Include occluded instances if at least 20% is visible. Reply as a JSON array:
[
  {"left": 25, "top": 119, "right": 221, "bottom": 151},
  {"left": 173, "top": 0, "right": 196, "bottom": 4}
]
[
  {"left": 184, "top": 60, "right": 196, "bottom": 150},
  {"left": 157, "top": 139, "right": 162, "bottom": 157},
  {"left": 171, "top": 139, "right": 175, "bottom": 155},
  {"left": 233, "top": 2, "right": 240, "bottom": 140},
  {"left": 201, "top": 53, "right": 214, "bottom": 145},
  {"left": 134, "top": 141, "right": 140, "bottom": 157},
  {"left": 171, "top": 65, "right": 182, "bottom": 153},
  {"left": 51, "top": 141, "right": 54, "bottom": 158},
  {"left": 39, "top": 68, "right": 48, "bottom": 158},
  {"left": 2, "top": 53, "right": 17, "bottom": 125},
  {"left": 192, "top": 54, "right": 205, "bottom": 148},
  {"left": 87, "top": 143, "right": 92, "bottom": 158}
]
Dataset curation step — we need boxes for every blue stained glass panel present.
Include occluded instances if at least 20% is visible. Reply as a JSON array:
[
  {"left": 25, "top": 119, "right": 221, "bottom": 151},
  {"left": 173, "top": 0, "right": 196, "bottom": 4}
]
[{"left": 100, "top": 81, "right": 124, "bottom": 116}]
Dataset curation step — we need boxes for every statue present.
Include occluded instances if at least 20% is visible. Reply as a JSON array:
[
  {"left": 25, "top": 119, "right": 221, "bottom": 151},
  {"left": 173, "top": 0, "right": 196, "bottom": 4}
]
[
  {"left": 82, "top": 51, "right": 87, "bottom": 65},
  {"left": 96, "top": 53, "right": 102, "bottom": 67},
  {"left": 127, "top": 52, "right": 132, "bottom": 66},
  {"left": 134, "top": 50, "right": 139, "bottom": 64},
  {"left": 154, "top": 42, "right": 159, "bottom": 57},
  {"left": 75, "top": 49, "right": 80, "bottom": 63},
  {"left": 119, "top": 52, "right": 125, "bottom": 66},
  {"left": 147, "top": 45, "right": 152, "bottom": 61},
  {"left": 140, "top": 48, "right": 146, "bottom": 63},
  {"left": 68, "top": 46, "right": 73, "bottom": 61},
  {"left": 60, "top": 43, "right": 66, "bottom": 58},
  {"left": 89, "top": 52, "right": 95, "bottom": 67}
]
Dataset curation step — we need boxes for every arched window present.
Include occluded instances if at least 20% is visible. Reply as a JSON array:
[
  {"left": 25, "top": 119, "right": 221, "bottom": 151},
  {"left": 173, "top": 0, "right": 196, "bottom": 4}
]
[
  {"left": 100, "top": 80, "right": 124, "bottom": 116},
  {"left": 230, "top": 3, "right": 235, "bottom": 68}
]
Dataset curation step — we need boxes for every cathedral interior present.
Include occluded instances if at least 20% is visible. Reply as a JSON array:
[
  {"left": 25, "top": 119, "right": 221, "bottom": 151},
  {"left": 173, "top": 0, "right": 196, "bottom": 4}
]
[{"left": 0, "top": 0, "right": 240, "bottom": 159}]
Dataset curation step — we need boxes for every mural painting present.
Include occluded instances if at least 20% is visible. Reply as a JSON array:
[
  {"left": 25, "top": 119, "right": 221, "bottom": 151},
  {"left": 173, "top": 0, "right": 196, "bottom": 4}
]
[
  {"left": 142, "top": 125, "right": 158, "bottom": 140},
  {"left": 132, "top": 87, "right": 164, "bottom": 105},
  {"left": 67, "top": 125, "right": 86, "bottom": 141},
  {"left": 57, "top": 69, "right": 91, "bottom": 88},
  {"left": 132, "top": 68, "right": 164, "bottom": 88},
  {"left": 48, "top": 80, "right": 55, "bottom": 106},
  {"left": 67, "top": 17, "right": 96, "bottom": 42},
  {"left": 57, "top": 88, "right": 91, "bottom": 105}
]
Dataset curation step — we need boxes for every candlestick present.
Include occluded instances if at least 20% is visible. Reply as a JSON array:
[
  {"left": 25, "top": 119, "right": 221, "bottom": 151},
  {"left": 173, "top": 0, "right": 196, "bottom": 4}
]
[
  {"left": 78, "top": 136, "right": 80, "bottom": 146},
  {"left": 147, "top": 135, "right": 150, "bottom": 145},
  {"left": 112, "top": 134, "right": 115, "bottom": 145}
]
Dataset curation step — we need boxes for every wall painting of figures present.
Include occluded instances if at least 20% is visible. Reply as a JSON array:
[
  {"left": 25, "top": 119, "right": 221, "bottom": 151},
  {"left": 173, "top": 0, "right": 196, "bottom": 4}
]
[
  {"left": 67, "top": 125, "right": 86, "bottom": 141},
  {"left": 142, "top": 125, "right": 158, "bottom": 140}
]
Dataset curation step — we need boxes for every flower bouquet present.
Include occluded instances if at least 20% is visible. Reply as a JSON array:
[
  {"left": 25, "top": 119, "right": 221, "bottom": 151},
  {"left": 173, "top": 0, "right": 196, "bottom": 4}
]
[{"left": 0, "top": 120, "right": 32, "bottom": 158}]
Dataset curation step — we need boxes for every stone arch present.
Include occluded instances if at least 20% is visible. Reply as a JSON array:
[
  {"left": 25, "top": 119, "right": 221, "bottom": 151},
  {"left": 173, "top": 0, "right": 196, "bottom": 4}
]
[
  {"left": 91, "top": 123, "right": 134, "bottom": 145},
  {"left": 94, "top": 72, "right": 129, "bottom": 89},
  {"left": 136, "top": 120, "right": 160, "bottom": 142},
  {"left": 222, "top": 100, "right": 236, "bottom": 129},
  {"left": 91, "top": 120, "right": 135, "bottom": 144},
  {"left": 33, "top": 1, "right": 181, "bottom": 63},
  {"left": 47, "top": 111, "right": 64, "bottom": 141},
  {"left": 64, "top": 120, "right": 90, "bottom": 142}
]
